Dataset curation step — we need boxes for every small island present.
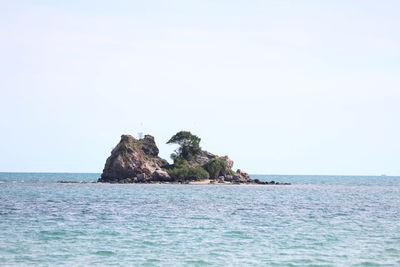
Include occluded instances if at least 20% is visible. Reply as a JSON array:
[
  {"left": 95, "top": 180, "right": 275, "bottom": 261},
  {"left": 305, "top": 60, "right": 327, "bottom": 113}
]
[{"left": 98, "top": 131, "right": 289, "bottom": 185}]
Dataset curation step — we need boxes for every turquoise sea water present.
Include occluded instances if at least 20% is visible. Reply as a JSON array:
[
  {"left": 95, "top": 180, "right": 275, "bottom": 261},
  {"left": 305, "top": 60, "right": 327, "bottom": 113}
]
[{"left": 1, "top": 173, "right": 400, "bottom": 266}]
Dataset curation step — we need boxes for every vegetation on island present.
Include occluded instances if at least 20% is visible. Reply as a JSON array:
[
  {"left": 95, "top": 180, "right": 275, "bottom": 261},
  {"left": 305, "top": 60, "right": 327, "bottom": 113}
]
[
  {"left": 166, "top": 158, "right": 210, "bottom": 181},
  {"left": 117, "top": 135, "right": 138, "bottom": 159},
  {"left": 203, "top": 158, "right": 235, "bottom": 179},
  {"left": 167, "top": 131, "right": 201, "bottom": 161},
  {"left": 99, "top": 130, "right": 290, "bottom": 185},
  {"left": 165, "top": 131, "right": 233, "bottom": 181}
]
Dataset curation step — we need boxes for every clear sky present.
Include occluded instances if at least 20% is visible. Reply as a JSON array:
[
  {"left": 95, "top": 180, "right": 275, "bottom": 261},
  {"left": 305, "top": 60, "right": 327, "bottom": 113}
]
[{"left": 1, "top": 0, "right": 399, "bottom": 175}]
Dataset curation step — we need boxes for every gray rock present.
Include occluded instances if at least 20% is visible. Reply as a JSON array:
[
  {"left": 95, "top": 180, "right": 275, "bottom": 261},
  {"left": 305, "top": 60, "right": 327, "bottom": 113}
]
[{"left": 152, "top": 169, "right": 171, "bottom": 182}]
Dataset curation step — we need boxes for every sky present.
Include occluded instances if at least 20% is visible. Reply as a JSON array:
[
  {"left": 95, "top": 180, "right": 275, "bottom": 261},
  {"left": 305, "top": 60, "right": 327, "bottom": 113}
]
[{"left": 0, "top": 0, "right": 399, "bottom": 175}]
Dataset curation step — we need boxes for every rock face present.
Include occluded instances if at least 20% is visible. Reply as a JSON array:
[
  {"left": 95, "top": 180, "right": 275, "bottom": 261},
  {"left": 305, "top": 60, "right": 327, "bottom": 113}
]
[{"left": 98, "top": 135, "right": 168, "bottom": 183}]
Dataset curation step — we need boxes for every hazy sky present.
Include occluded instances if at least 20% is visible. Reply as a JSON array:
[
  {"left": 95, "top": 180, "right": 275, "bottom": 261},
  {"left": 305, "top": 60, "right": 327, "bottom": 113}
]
[{"left": 1, "top": 0, "right": 399, "bottom": 175}]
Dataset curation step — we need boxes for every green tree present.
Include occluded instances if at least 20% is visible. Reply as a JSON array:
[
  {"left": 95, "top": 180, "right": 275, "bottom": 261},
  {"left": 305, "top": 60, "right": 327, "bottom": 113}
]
[
  {"left": 203, "top": 158, "right": 235, "bottom": 179},
  {"left": 166, "top": 159, "right": 210, "bottom": 181},
  {"left": 167, "top": 131, "right": 201, "bottom": 161},
  {"left": 203, "top": 158, "right": 226, "bottom": 179}
]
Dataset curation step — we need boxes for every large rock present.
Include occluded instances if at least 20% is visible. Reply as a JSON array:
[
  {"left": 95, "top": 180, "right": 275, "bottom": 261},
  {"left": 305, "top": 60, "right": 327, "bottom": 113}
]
[
  {"left": 98, "top": 134, "right": 168, "bottom": 183},
  {"left": 191, "top": 151, "right": 234, "bottom": 169},
  {"left": 235, "top": 169, "right": 252, "bottom": 182},
  {"left": 152, "top": 169, "right": 172, "bottom": 182},
  {"left": 190, "top": 151, "right": 234, "bottom": 173},
  {"left": 190, "top": 150, "right": 216, "bottom": 166},
  {"left": 236, "top": 169, "right": 250, "bottom": 179}
]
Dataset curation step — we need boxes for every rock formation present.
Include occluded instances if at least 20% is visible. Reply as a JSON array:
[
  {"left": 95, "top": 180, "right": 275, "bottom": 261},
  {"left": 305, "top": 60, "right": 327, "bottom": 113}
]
[
  {"left": 98, "top": 134, "right": 169, "bottom": 183},
  {"left": 98, "top": 133, "right": 289, "bottom": 185}
]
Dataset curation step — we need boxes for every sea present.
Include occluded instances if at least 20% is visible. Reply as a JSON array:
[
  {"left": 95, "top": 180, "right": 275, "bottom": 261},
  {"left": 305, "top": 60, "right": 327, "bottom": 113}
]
[{"left": 0, "top": 173, "right": 399, "bottom": 266}]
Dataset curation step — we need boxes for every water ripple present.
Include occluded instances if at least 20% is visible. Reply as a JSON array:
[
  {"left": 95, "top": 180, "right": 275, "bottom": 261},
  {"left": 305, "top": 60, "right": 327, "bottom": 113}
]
[{"left": 0, "top": 175, "right": 400, "bottom": 265}]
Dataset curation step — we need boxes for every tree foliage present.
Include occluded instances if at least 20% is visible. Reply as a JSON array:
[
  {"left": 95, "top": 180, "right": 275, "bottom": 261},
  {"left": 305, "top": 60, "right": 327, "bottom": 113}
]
[
  {"left": 167, "top": 131, "right": 201, "bottom": 161},
  {"left": 203, "top": 158, "right": 227, "bottom": 179},
  {"left": 166, "top": 159, "right": 210, "bottom": 181},
  {"left": 203, "top": 158, "right": 235, "bottom": 179}
]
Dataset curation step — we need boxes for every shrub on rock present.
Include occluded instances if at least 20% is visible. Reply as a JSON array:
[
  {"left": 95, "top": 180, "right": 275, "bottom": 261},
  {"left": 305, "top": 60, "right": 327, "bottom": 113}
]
[
  {"left": 203, "top": 158, "right": 235, "bottom": 179},
  {"left": 166, "top": 159, "right": 210, "bottom": 181}
]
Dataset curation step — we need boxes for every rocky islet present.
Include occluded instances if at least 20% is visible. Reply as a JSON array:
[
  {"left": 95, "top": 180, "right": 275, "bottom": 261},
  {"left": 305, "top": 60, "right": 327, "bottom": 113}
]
[{"left": 98, "top": 133, "right": 290, "bottom": 185}]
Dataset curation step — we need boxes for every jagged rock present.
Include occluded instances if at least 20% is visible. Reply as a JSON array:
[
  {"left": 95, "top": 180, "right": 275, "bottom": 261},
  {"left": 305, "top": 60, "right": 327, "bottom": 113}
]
[
  {"left": 98, "top": 134, "right": 168, "bottom": 183},
  {"left": 233, "top": 169, "right": 251, "bottom": 183}
]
